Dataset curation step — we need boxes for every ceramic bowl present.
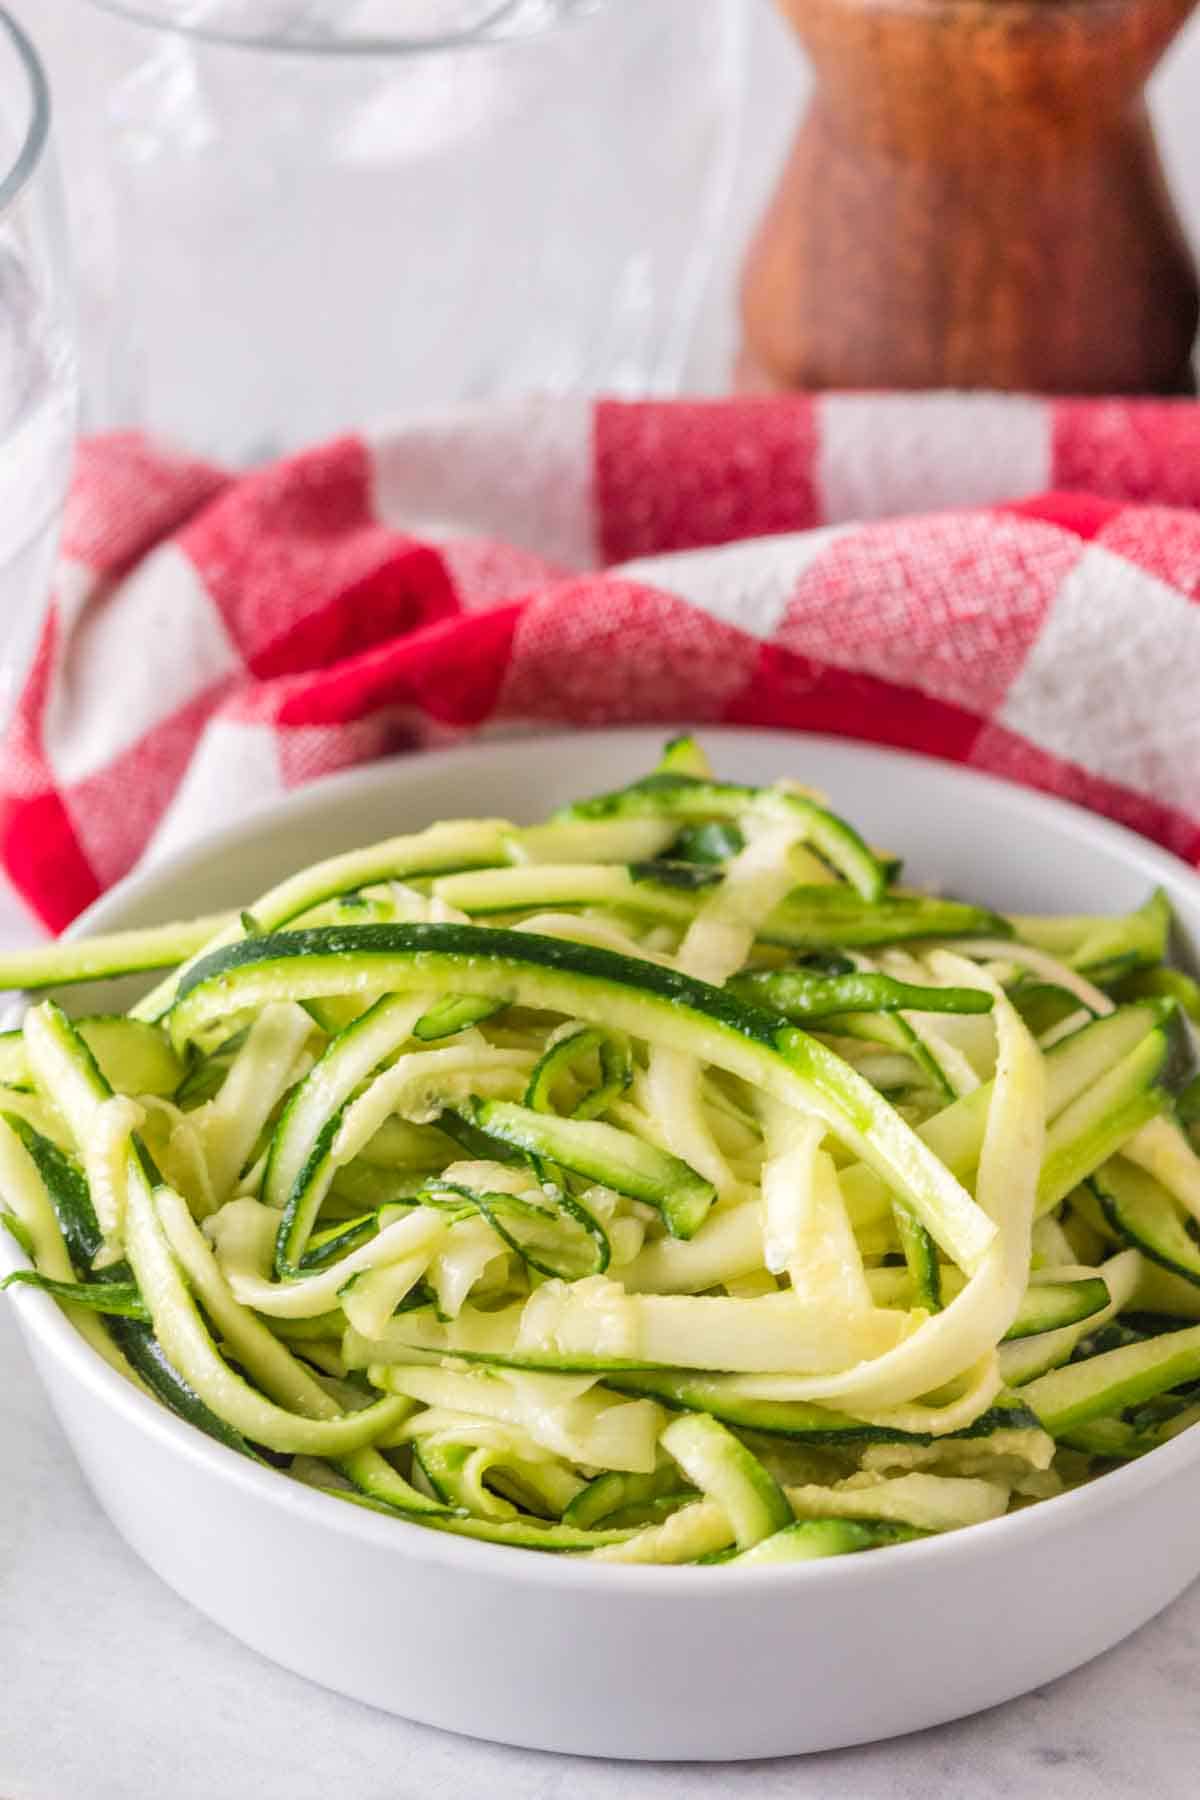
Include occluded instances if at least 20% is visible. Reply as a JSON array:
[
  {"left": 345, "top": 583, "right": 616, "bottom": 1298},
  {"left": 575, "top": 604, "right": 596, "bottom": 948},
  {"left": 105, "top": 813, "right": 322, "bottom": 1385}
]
[{"left": 4, "top": 728, "right": 1200, "bottom": 1759}]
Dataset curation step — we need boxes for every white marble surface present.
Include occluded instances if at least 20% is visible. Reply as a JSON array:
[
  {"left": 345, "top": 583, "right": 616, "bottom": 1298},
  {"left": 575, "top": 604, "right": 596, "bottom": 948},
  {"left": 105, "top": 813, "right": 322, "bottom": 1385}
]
[{"left": 6, "top": 5, "right": 1200, "bottom": 1793}]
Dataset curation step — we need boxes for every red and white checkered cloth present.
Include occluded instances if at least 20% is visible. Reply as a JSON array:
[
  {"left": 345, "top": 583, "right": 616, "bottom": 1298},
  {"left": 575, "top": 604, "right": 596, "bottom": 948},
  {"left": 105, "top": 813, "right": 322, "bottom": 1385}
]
[{"left": 5, "top": 391, "right": 1200, "bottom": 933}]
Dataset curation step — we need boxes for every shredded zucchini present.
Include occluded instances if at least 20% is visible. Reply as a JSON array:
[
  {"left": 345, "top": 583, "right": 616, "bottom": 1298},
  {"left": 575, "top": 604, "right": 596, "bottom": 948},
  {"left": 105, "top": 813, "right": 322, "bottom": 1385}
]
[{"left": 4, "top": 737, "right": 1198, "bottom": 1561}]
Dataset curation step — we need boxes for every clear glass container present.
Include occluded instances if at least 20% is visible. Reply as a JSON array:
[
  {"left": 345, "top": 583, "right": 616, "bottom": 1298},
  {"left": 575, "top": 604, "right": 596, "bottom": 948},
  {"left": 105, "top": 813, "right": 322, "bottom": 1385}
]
[
  {"left": 0, "top": 8, "right": 76, "bottom": 719},
  {"left": 34, "top": 0, "right": 744, "bottom": 461}
]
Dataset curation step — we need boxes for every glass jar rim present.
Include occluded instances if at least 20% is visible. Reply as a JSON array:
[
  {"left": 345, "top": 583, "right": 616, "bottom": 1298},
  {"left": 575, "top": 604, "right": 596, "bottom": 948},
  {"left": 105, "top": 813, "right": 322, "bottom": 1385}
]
[
  {"left": 0, "top": 9, "right": 49, "bottom": 218},
  {"left": 80, "top": 0, "right": 594, "bottom": 56}
]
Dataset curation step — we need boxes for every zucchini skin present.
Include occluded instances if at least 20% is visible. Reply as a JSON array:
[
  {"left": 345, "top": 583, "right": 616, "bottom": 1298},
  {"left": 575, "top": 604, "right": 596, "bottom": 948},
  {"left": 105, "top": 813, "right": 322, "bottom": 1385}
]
[
  {"left": 729, "top": 969, "right": 994, "bottom": 1021},
  {"left": 557, "top": 773, "right": 886, "bottom": 901},
  {"left": 602, "top": 1372, "right": 1041, "bottom": 1446},
  {"left": 1024, "top": 1319, "right": 1200, "bottom": 1437},
  {"left": 0, "top": 1271, "right": 149, "bottom": 1319},
  {"left": 728, "top": 1519, "right": 924, "bottom": 1565},
  {"left": 456, "top": 1097, "right": 714, "bottom": 1239},
  {"left": 412, "top": 995, "right": 506, "bottom": 1042},
  {"left": 0, "top": 1016, "right": 183, "bottom": 1098},
  {"left": 892, "top": 1199, "right": 943, "bottom": 1313},
  {"left": 1006, "top": 1278, "right": 1110, "bottom": 1340},
  {"left": 1036, "top": 1025, "right": 1180, "bottom": 1216},
  {"left": 176, "top": 921, "right": 786, "bottom": 1043},
  {"left": 0, "top": 914, "right": 233, "bottom": 992},
  {"left": 444, "top": 864, "right": 1009, "bottom": 949},
  {"left": 1111, "top": 966, "right": 1200, "bottom": 1024},
  {"left": 563, "top": 1467, "right": 691, "bottom": 1529},
  {"left": 4, "top": 1113, "right": 98, "bottom": 1275},
  {"left": 111, "top": 1319, "right": 273, "bottom": 1463},
  {"left": 333, "top": 1483, "right": 637, "bottom": 1551},
  {"left": 660, "top": 1412, "right": 792, "bottom": 1549},
  {"left": 524, "top": 1026, "right": 631, "bottom": 1120},
  {"left": 6, "top": 1110, "right": 263, "bottom": 1463},
  {"left": 1093, "top": 1159, "right": 1200, "bottom": 1288},
  {"left": 426, "top": 1178, "right": 610, "bottom": 1281}
]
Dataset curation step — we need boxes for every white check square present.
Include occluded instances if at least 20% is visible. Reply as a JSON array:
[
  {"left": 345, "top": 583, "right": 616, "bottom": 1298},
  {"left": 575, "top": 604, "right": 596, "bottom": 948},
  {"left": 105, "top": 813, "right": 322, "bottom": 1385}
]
[
  {"left": 42, "top": 546, "right": 243, "bottom": 789},
  {"left": 999, "top": 543, "right": 1200, "bottom": 815}
]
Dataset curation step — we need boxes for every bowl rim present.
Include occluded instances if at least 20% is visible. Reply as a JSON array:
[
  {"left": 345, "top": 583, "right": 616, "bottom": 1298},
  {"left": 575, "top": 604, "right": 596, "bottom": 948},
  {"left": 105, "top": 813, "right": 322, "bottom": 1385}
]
[{"left": 7, "top": 724, "right": 1200, "bottom": 1592}]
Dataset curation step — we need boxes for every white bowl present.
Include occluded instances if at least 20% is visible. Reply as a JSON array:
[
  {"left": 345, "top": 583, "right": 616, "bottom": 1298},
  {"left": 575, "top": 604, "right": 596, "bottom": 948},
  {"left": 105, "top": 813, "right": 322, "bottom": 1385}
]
[{"left": 5, "top": 728, "right": 1200, "bottom": 1761}]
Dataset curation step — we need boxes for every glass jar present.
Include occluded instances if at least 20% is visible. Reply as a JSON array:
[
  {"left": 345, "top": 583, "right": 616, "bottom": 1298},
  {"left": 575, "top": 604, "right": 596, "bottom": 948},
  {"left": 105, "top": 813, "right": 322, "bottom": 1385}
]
[
  {"left": 32, "top": 0, "right": 745, "bottom": 461},
  {"left": 0, "top": 7, "right": 75, "bottom": 718}
]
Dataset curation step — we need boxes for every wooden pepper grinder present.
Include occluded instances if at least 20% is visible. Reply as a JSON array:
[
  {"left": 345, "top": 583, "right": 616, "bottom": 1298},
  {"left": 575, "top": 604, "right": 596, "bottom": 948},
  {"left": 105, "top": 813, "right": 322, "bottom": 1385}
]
[{"left": 739, "top": 0, "right": 1200, "bottom": 395}]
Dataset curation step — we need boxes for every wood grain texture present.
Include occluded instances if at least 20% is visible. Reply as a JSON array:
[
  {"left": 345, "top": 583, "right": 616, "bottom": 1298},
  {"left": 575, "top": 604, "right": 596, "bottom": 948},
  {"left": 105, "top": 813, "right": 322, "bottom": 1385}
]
[{"left": 739, "top": 0, "right": 1200, "bottom": 394}]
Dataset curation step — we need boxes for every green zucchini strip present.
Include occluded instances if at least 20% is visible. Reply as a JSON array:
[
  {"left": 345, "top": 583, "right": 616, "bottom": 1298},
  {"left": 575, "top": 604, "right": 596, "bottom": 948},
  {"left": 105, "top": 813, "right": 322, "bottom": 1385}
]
[
  {"left": 456, "top": 1097, "right": 715, "bottom": 1240},
  {"left": 271, "top": 1041, "right": 532, "bottom": 1280},
  {"left": 170, "top": 925, "right": 996, "bottom": 1280},
  {"left": 524, "top": 1026, "right": 631, "bottom": 1120},
  {"left": 728, "top": 1518, "right": 924, "bottom": 1565},
  {"left": 133, "top": 818, "right": 513, "bottom": 1020},
  {"left": 0, "top": 1271, "right": 149, "bottom": 1318},
  {"left": 1092, "top": 1158, "right": 1200, "bottom": 1287},
  {"left": 730, "top": 968, "right": 994, "bottom": 1021},
  {"left": 0, "top": 914, "right": 233, "bottom": 993},
  {"left": 0, "top": 1016, "right": 183, "bottom": 1097},
  {"left": 264, "top": 993, "right": 431, "bottom": 1269},
  {"left": 0, "top": 1113, "right": 136, "bottom": 1379},
  {"left": 1023, "top": 1320, "right": 1200, "bottom": 1437},
  {"left": 660, "top": 1413, "right": 792, "bottom": 1549},
  {"left": 556, "top": 773, "right": 885, "bottom": 900},
  {"left": 126, "top": 1169, "right": 412, "bottom": 1456},
  {"left": 155, "top": 1187, "right": 443, "bottom": 1510},
  {"left": 998, "top": 1249, "right": 1142, "bottom": 1388},
  {"left": 435, "top": 865, "right": 1006, "bottom": 950}
]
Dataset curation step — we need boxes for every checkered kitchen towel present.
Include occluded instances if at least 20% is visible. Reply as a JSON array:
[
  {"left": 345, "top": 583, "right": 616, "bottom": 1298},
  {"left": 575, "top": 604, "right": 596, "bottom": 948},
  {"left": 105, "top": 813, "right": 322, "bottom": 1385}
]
[{"left": 5, "top": 391, "right": 1200, "bottom": 932}]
